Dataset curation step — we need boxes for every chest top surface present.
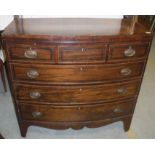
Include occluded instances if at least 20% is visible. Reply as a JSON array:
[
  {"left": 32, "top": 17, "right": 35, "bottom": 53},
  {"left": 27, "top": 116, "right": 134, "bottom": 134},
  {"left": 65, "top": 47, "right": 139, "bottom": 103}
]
[{"left": 2, "top": 18, "right": 153, "bottom": 40}]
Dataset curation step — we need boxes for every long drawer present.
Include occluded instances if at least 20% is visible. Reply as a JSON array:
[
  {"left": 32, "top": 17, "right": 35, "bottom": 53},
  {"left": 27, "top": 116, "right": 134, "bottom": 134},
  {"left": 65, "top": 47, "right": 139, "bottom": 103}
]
[
  {"left": 19, "top": 100, "right": 135, "bottom": 122},
  {"left": 14, "top": 80, "right": 140, "bottom": 105},
  {"left": 11, "top": 61, "right": 144, "bottom": 84}
]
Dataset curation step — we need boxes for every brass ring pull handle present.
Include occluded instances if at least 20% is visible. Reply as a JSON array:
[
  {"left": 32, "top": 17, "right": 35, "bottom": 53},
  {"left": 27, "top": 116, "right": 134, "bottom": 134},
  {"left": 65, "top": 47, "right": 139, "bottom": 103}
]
[
  {"left": 27, "top": 69, "right": 39, "bottom": 79},
  {"left": 30, "top": 91, "right": 41, "bottom": 99},
  {"left": 25, "top": 49, "right": 37, "bottom": 59},
  {"left": 32, "top": 111, "right": 43, "bottom": 118},
  {"left": 117, "top": 88, "right": 127, "bottom": 95},
  {"left": 113, "top": 108, "right": 124, "bottom": 113},
  {"left": 124, "top": 46, "right": 136, "bottom": 57},
  {"left": 120, "top": 68, "right": 132, "bottom": 76}
]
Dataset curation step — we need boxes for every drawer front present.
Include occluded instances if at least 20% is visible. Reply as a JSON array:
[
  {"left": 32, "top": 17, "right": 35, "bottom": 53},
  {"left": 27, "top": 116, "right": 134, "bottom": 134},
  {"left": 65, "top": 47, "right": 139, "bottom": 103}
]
[
  {"left": 8, "top": 44, "right": 55, "bottom": 61},
  {"left": 108, "top": 42, "right": 149, "bottom": 61},
  {"left": 59, "top": 44, "right": 107, "bottom": 63},
  {"left": 12, "top": 62, "right": 144, "bottom": 84},
  {"left": 20, "top": 100, "right": 135, "bottom": 122},
  {"left": 15, "top": 80, "right": 140, "bottom": 104}
]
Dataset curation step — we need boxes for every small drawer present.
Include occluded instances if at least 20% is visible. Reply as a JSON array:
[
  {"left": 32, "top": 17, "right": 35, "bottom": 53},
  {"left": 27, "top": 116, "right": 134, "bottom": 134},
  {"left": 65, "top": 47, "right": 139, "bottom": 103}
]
[
  {"left": 8, "top": 44, "right": 56, "bottom": 62},
  {"left": 12, "top": 62, "right": 144, "bottom": 84},
  {"left": 15, "top": 80, "right": 140, "bottom": 104},
  {"left": 59, "top": 44, "right": 107, "bottom": 63},
  {"left": 108, "top": 42, "right": 149, "bottom": 62},
  {"left": 19, "top": 100, "right": 135, "bottom": 122}
]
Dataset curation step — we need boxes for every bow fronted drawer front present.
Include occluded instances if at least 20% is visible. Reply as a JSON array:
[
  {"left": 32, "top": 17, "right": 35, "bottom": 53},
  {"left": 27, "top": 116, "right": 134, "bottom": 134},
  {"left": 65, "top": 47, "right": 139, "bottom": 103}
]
[
  {"left": 15, "top": 80, "right": 140, "bottom": 105},
  {"left": 20, "top": 100, "right": 135, "bottom": 122},
  {"left": 11, "top": 61, "right": 144, "bottom": 84}
]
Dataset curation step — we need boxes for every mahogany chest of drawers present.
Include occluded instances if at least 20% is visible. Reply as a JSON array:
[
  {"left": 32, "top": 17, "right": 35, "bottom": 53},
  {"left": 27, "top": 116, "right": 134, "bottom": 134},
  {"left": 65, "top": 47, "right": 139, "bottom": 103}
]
[{"left": 2, "top": 18, "right": 154, "bottom": 137}]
